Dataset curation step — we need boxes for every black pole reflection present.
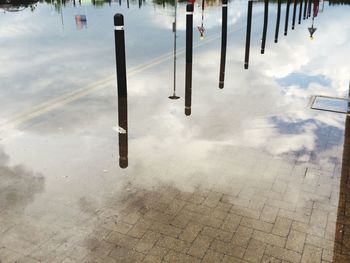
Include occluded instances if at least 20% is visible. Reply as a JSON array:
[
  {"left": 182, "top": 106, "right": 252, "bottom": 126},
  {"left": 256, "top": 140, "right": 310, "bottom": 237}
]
[
  {"left": 307, "top": 0, "right": 312, "bottom": 18},
  {"left": 298, "top": 0, "right": 303, "bottom": 24},
  {"left": 219, "top": 0, "right": 228, "bottom": 89},
  {"left": 303, "top": 0, "right": 307, "bottom": 19},
  {"left": 274, "top": 0, "right": 281, "bottom": 43},
  {"left": 244, "top": 0, "right": 253, "bottom": 69},
  {"left": 284, "top": 0, "right": 291, "bottom": 36},
  {"left": 127, "top": 0, "right": 129, "bottom": 8},
  {"left": 169, "top": 0, "right": 179, "bottom": 100},
  {"left": 292, "top": 0, "right": 297, "bottom": 30},
  {"left": 261, "top": 0, "right": 268, "bottom": 54},
  {"left": 114, "top": 14, "right": 128, "bottom": 169},
  {"left": 185, "top": 3, "right": 193, "bottom": 116}
]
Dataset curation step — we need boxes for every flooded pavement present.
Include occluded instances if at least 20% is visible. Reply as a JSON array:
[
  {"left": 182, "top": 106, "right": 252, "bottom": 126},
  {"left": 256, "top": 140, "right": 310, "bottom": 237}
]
[{"left": 1, "top": 0, "right": 350, "bottom": 262}]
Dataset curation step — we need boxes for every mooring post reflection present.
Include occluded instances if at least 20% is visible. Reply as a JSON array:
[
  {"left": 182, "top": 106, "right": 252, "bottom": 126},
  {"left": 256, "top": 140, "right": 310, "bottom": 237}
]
[
  {"left": 275, "top": 0, "right": 281, "bottom": 43},
  {"left": 261, "top": 0, "right": 268, "bottom": 54},
  {"left": 244, "top": 0, "right": 253, "bottom": 69},
  {"left": 292, "top": 0, "right": 297, "bottom": 30},
  {"left": 298, "top": 0, "right": 303, "bottom": 24},
  {"left": 284, "top": 0, "right": 291, "bottom": 36},
  {"left": 169, "top": 0, "right": 180, "bottom": 100},
  {"left": 303, "top": 0, "right": 308, "bottom": 19},
  {"left": 307, "top": 0, "right": 312, "bottom": 18},
  {"left": 114, "top": 14, "right": 128, "bottom": 169},
  {"left": 185, "top": 3, "right": 193, "bottom": 116},
  {"left": 219, "top": 0, "right": 228, "bottom": 89}
]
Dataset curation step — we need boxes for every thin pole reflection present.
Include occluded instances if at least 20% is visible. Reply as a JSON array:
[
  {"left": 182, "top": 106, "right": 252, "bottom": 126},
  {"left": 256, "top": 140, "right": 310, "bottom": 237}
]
[
  {"left": 292, "top": 0, "right": 297, "bottom": 30},
  {"left": 274, "top": 0, "right": 281, "bottom": 43},
  {"left": 261, "top": 0, "right": 268, "bottom": 54},
  {"left": 219, "top": 0, "right": 228, "bottom": 89},
  {"left": 298, "top": 0, "right": 303, "bottom": 24},
  {"left": 185, "top": 3, "right": 193, "bottom": 116},
  {"left": 169, "top": 0, "right": 180, "bottom": 100},
  {"left": 198, "top": 0, "right": 205, "bottom": 40},
  {"left": 244, "top": 0, "right": 253, "bottom": 69},
  {"left": 303, "top": 0, "right": 308, "bottom": 19},
  {"left": 284, "top": 0, "right": 291, "bottom": 36}
]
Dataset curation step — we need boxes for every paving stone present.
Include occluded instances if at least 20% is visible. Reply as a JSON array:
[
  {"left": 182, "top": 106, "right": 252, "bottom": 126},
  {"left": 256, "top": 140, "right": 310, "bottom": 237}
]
[
  {"left": 222, "top": 255, "right": 250, "bottom": 263},
  {"left": 301, "top": 244, "right": 322, "bottom": 263},
  {"left": 156, "top": 236, "right": 190, "bottom": 253},
  {"left": 222, "top": 213, "right": 242, "bottom": 232},
  {"left": 261, "top": 255, "right": 282, "bottom": 263},
  {"left": 164, "top": 250, "right": 201, "bottom": 263},
  {"left": 108, "top": 246, "right": 145, "bottom": 262},
  {"left": 306, "top": 234, "right": 334, "bottom": 250},
  {"left": 241, "top": 218, "right": 273, "bottom": 233},
  {"left": 202, "top": 249, "right": 225, "bottom": 262},
  {"left": 201, "top": 226, "right": 233, "bottom": 242},
  {"left": 252, "top": 230, "right": 286, "bottom": 247},
  {"left": 178, "top": 222, "right": 202, "bottom": 242},
  {"left": 286, "top": 230, "right": 306, "bottom": 253},
  {"left": 260, "top": 206, "right": 279, "bottom": 223},
  {"left": 243, "top": 239, "right": 266, "bottom": 263},
  {"left": 187, "top": 234, "right": 213, "bottom": 258},
  {"left": 232, "top": 226, "right": 253, "bottom": 248},
  {"left": 272, "top": 217, "right": 292, "bottom": 237},
  {"left": 134, "top": 230, "right": 160, "bottom": 253},
  {"left": 265, "top": 245, "right": 302, "bottom": 263},
  {"left": 210, "top": 239, "right": 246, "bottom": 258},
  {"left": 149, "top": 222, "right": 182, "bottom": 238}
]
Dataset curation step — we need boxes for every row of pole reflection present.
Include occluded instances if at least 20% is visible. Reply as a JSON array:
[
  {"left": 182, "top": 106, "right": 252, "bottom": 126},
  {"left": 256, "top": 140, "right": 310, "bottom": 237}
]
[{"left": 116, "top": 0, "right": 324, "bottom": 168}]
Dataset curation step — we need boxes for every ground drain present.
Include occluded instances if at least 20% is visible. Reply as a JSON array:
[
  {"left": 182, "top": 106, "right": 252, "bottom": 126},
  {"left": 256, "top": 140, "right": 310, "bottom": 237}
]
[{"left": 310, "top": 95, "right": 350, "bottom": 114}]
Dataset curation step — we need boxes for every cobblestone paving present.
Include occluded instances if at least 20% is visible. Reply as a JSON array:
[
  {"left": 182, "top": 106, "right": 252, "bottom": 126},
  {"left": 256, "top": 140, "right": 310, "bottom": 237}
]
[
  {"left": 1, "top": 118, "right": 350, "bottom": 263},
  {"left": 1, "top": 122, "right": 350, "bottom": 263}
]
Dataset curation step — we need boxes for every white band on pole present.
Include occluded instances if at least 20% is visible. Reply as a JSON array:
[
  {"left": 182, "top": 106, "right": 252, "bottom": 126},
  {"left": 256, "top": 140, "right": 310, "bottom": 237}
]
[
  {"left": 222, "top": 4, "right": 227, "bottom": 7},
  {"left": 115, "top": 26, "right": 124, "bottom": 30},
  {"left": 186, "top": 12, "right": 193, "bottom": 15}
]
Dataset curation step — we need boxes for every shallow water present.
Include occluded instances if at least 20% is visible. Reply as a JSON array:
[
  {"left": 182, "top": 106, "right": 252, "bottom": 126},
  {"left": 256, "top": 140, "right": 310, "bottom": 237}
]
[{"left": 1, "top": 0, "right": 350, "bottom": 262}]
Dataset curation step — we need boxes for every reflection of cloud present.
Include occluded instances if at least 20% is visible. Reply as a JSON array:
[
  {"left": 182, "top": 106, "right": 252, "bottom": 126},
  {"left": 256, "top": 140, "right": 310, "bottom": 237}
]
[{"left": 0, "top": 147, "right": 45, "bottom": 213}]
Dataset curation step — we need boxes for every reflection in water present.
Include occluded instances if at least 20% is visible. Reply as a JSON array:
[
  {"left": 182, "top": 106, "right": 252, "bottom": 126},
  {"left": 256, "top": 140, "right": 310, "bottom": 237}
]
[
  {"left": 185, "top": 3, "right": 193, "bottom": 116},
  {"left": 261, "top": 0, "right": 268, "bottom": 54},
  {"left": 0, "top": 148, "right": 45, "bottom": 215},
  {"left": 75, "top": 14, "right": 87, "bottom": 29},
  {"left": 169, "top": 0, "right": 180, "bottom": 100},
  {"left": 303, "top": 0, "right": 308, "bottom": 19},
  {"left": 292, "top": 0, "right": 297, "bottom": 30},
  {"left": 284, "top": 0, "right": 290, "bottom": 36},
  {"left": 114, "top": 14, "right": 128, "bottom": 168},
  {"left": 308, "top": 0, "right": 319, "bottom": 39},
  {"left": 274, "top": 0, "right": 281, "bottom": 43},
  {"left": 298, "top": 0, "right": 303, "bottom": 24},
  {"left": 244, "top": 0, "right": 253, "bottom": 69},
  {"left": 219, "top": 0, "right": 227, "bottom": 89},
  {"left": 197, "top": 0, "right": 205, "bottom": 40}
]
